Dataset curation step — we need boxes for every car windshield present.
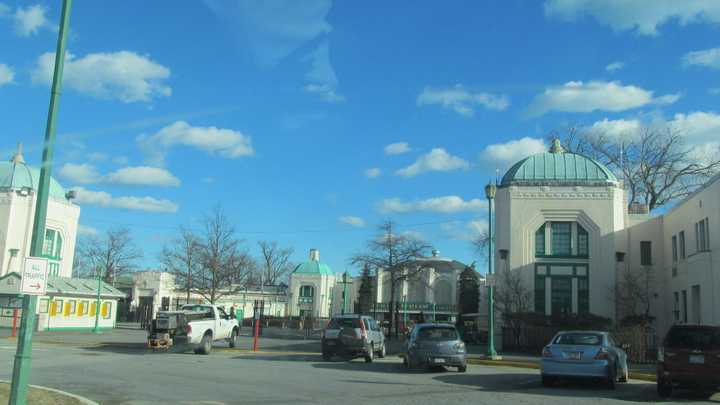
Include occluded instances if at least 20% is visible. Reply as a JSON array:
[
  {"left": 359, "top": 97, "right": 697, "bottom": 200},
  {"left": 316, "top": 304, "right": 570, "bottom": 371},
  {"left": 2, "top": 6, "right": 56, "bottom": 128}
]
[
  {"left": 417, "top": 327, "right": 458, "bottom": 341},
  {"left": 665, "top": 328, "right": 720, "bottom": 349},
  {"left": 554, "top": 333, "right": 603, "bottom": 346},
  {"left": 328, "top": 318, "right": 361, "bottom": 329}
]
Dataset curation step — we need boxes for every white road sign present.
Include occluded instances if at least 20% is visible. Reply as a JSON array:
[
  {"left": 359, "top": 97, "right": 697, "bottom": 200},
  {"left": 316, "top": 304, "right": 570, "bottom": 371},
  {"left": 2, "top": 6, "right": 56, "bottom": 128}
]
[{"left": 20, "top": 257, "right": 49, "bottom": 296}]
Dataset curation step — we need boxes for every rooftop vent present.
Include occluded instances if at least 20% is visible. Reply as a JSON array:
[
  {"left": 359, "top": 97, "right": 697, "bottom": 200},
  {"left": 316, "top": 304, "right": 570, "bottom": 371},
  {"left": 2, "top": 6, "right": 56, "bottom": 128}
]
[{"left": 309, "top": 249, "right": 320, "bottom": 261}]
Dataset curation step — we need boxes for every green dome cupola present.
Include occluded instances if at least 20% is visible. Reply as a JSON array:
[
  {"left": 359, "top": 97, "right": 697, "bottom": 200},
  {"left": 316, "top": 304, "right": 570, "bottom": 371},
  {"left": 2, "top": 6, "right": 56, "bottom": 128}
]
[
  {"left": 292, "top": 249, "right": 333, "bottom": 276},
  {"left": 0, "top": 143, "right": 71, "bottom": 201},
  {"left": 500, "top": 139, "right": 618, "bottom": 187}
]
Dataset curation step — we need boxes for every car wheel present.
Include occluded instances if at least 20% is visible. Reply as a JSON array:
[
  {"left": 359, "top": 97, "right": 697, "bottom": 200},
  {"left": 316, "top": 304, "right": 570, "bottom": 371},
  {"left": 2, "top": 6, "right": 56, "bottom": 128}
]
[
  {"left": 364, "top": 344, "right": 374, "bottom": 363},
  {"left": 618, "top": 366, "right": 629, "bottom": 383},
  {"left": 198, "top": 333, "right": 212, "bottom": 355},
  {"left": 322, "top": 351, "right": 332, "bottom": 361},
  {"left": 607, "top": 365, "right": 617, "bottom": 390},
  {"left": 541, "top": 375, "right": 555, "bottom": 387},
  {"left": 458, "top": 365, "right": 467, "bottom": 373},
  {"left": 657, "top": 379, "right": 672, "bottom": 398},
  {"left": 228, "top": 328, "right": 238, "bottom": 348},
  {"left": 378, "top": 343, "right": 386, "bottom": 358}
]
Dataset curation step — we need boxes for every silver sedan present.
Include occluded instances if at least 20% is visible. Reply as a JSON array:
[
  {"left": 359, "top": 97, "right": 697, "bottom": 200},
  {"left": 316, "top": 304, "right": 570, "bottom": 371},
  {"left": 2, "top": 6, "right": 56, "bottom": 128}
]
[{"left": 540, "top": 331, "right": 629, "bottom": 389}]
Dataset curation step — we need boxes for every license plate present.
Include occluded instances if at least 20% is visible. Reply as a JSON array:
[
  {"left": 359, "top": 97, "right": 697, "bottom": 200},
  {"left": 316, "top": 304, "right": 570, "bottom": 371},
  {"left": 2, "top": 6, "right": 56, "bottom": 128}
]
[
  {"left": 565, "top": 351, "right": 582, "bottom": 360},
  {"left": 433, "top": 358, "right": 446, "bottom": 364},
  {"left": 689, "top": 354, "right": 705, "bottom": 364}
]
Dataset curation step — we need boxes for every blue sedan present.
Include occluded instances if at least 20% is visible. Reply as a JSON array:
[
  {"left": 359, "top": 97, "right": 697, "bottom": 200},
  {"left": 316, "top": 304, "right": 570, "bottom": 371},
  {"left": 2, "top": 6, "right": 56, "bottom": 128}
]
[{"left": 540, "top": 331, "right": 629, "bottom": 389}]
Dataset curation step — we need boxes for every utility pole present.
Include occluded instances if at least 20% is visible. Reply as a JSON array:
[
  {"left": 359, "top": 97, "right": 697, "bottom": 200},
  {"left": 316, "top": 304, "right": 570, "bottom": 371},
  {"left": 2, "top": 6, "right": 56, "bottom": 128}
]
[
  {"left": 92, "top": 267, "right": 102, "bottom": 333},
  {"left": 339, "top": 271, "right": 352, "bottom": 315},
  {"left": 9, "top": 1, "right": 72, "bottom": 403},
  {"left": 485, "top": 182, "right": 500, "bottom": 360}
]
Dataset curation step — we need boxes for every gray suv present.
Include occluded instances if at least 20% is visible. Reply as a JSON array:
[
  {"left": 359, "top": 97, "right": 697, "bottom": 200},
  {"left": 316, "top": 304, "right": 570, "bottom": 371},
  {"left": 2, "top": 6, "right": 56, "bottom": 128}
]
[{"left": 321, "top": 314, "right": 386, "bottom": 362}]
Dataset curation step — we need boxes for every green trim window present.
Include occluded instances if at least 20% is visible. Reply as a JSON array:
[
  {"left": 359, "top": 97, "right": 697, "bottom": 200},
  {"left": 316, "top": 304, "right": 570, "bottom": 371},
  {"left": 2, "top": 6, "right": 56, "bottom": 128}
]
[
  {"left": 48, "top": 262, "right": 60, "bottom": 277},
  {"left": 679, "top": 231, "right": 686, "bottom": 259},
  {"left": 578, "top": 278, "right": 589, "bottom": 314},
  {"left": 551, "top": 222, "right": 571, "bottom": 255},
  {"left": 551, "top": 277, "right": 572, "bottom": 315},
  {"left": 535, "top": 224, "right": 546, "bottom": 256},
  {"left": 39, "top": 298, "right": 49, "bottom": 314},
  {"left": 298, "top": 285, "right": 314, "bottom": 304},
  {"left": 640, "top": 241, "right": 652, "bottom": 266},
  {"left": 577, "top": 225, "right": 588, "bottom": 257},
  {"left": 671, "top": 235, "right": 678, "bottom": 262},
  {"left": 42, "top": 228, "right": 63, "bottom": 260}
]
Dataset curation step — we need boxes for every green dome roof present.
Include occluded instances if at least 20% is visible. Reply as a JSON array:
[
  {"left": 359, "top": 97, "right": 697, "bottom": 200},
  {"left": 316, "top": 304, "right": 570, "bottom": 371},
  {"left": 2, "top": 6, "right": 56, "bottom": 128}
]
[
  {"left": 292, "top": 249, "right": 333, "bottom": 276},
  {"left": 0, "top": 148, "right": 69, "bottom": 201},
  {"left": 500, "top": 139, "right": 618, "bottom": 186}
]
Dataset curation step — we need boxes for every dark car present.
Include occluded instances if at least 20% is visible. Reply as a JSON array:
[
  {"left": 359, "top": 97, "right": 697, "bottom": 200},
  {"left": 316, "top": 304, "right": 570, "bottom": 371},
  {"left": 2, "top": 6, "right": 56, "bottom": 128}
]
[
  {"left": 657, "top": 325, "right": 720, "bottom": 398},
  {"left": 404, "top": 323, "right": 467, "bottom": 372},
  {"left": 321, "top": 315, "right": 386, "bottom": 362}
]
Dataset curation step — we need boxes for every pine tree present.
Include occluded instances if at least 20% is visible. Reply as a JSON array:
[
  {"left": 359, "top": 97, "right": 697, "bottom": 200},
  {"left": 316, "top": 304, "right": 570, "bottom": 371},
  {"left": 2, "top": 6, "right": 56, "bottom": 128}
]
[
  {"left": 356, "top": 265, "right": 374, "bottom": 315},
  {"left": 457, "top": 264, "right": 480, "bottom": 315}
]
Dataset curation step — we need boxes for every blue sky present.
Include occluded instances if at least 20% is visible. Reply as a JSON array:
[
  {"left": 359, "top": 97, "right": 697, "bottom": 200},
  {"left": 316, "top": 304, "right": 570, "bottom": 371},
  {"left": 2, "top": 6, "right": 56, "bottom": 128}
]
[{"left": 2, "top": 0, "right": 720, "bottom": 276}]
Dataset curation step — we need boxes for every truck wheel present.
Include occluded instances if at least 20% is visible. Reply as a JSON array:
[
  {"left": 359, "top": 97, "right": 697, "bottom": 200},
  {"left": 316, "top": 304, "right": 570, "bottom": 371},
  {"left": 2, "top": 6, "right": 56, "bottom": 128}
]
[
  {"left": 198, "top": 333, "right": 212, "bottom": 355},
  {"left": 364, "top": 344, "right": 374, "bottom": 363},
  {"left": 229, "top": 328, "right": 238, "bottom": 348}
]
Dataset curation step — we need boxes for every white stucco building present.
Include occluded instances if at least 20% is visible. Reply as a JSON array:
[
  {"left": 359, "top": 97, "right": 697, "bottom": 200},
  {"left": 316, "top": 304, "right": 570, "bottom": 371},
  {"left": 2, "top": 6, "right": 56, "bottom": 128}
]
[
  {"left": 494, "top": 139, "right": 719, "bottom": 338},
  {"left": 288, "top": 249, "right": 336, "bottom": 318}
]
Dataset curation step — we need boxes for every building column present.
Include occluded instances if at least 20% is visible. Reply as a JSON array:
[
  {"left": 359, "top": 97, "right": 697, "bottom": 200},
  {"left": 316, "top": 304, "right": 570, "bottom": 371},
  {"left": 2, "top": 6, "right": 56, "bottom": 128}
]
[
  {"left": 571, "top": 277, "right": 578, "bottom": 314},
  {"left": 545, "top": 277, "right": 552, "bottom": 315}
]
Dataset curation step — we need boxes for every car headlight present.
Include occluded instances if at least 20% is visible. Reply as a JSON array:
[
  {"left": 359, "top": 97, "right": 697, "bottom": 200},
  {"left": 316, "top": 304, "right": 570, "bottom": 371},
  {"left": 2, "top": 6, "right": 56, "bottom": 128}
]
[{"left": 456, "top": 343, "right": 466, "bottom": 354}]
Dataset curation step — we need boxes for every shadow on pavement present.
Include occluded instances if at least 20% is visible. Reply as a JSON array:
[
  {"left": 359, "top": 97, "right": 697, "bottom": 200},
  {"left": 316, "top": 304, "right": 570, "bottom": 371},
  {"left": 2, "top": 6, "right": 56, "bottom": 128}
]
[
  {"left": 433, "top": 373, "right": 662, "bottom": 402},
  {"left": 312, "top": 360, "right": 414, "bottom": 374},
  {"left": 231, "top": 353, "right": 323, "bottom": 362}
]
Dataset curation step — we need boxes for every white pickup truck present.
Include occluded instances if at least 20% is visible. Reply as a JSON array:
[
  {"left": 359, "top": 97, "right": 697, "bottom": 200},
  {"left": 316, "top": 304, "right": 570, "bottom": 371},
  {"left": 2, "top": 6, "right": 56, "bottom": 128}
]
[{"left": 148, "top": 304, "right": 240, "bottom": 355}]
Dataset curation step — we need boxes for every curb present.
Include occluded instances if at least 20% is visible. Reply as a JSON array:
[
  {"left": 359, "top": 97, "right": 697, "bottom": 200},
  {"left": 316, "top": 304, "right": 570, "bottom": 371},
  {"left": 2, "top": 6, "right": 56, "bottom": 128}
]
[{"left": 1, "top": 380, "right": 98, "bottom": 405}]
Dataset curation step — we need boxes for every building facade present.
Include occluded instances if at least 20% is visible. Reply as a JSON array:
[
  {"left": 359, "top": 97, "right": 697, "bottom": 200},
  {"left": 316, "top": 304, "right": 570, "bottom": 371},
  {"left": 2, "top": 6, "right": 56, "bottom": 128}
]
[
  {"left": 288, "top": 249, "right": 336, "bottom": 318},
  {"left": 494, "top": 139, "right": 719, "bottom": 338}
]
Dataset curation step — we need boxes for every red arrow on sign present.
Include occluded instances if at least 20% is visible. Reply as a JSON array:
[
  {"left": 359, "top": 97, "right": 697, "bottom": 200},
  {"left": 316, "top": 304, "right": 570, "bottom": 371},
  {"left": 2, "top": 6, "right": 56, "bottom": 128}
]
[{"left": 30, "top": 283, "right": 42, "bottom": 290}]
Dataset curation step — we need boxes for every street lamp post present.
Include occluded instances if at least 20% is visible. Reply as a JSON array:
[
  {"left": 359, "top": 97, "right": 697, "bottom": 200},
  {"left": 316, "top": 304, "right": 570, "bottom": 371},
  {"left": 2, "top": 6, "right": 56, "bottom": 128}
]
[
  {"left": 92, "top": 267, "right": 102, "bottom": 333},
  {"left": 9, "top": 1, "right": 72, "bottom": 403},
  {"left": 485, "top": 182, "right": 500, "bottom": 360}
]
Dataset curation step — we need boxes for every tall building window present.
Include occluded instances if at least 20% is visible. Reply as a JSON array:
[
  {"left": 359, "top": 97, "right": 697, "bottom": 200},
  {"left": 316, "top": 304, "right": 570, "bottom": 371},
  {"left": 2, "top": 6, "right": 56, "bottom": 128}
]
[
  {"left": 679, "top": 231, "right": 686, "bottom": 259},
  {"left": 640, "top": 241, "right": 652, "bottom": 266},
  {"left": 551, "top": 278, "right": 572, "bottom": 315},
  {"left": 298, "top": 285, "right": 314, "bottom": 303},
  {"left": 671, "top": 235, "right": 678, "bottom": 262},
  {"left": 551, "top": 222, "right": 571, "bottom": 255},
  {"left": 682, "top": 290, "right": 688, "bottom": 323},
  {"left": 535, "top": 224, "right": 546, "bottom": 256},
  {"left": 41, "top": 229, "right": 63, "bottom": 259},
  {"left": 534, "top": 275, "right": 545, "bottom": 313},
  {"left": 577, "top": 225, "right": 589, "bottom": 257},
  {"left": 673, "top": 292, "right": 679, "bottom": 322},
  {"left": 578, "top": 278, "right": 589, "bottom": 314},
  {"left": 697, "top": 218, "right": 710, "bottom": 251}
]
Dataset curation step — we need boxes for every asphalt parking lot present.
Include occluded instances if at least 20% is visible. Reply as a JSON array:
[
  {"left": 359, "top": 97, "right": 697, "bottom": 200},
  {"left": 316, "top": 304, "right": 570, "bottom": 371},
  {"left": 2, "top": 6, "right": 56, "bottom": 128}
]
[{"left": 1, "top": 335, "right": 718, "bottom": 405}]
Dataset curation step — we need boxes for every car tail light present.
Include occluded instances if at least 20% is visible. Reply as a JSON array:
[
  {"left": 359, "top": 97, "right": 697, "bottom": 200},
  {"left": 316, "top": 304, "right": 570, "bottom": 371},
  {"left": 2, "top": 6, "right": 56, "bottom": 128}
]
[
  {"left": 594, "top": 348, "right": 610, "bottom": 360},
  {"left": 185, "top": 324, "right": 192, "bottom": 334},
  {"left": 542, "top": 347, "right": 552, "bottom": 358},
  {"left": 359, "top": 320, "right": 368, "bottom": 340}
]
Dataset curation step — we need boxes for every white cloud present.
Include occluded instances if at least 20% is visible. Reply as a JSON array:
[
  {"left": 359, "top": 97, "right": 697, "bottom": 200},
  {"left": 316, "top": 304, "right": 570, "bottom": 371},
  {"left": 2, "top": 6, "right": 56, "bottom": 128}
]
[
  {"left": 0, "top": 64, "right": 14, "bottom": 86},
  {"left": 112, "top": 155, "right": 129, "bottom": 165},
  {"left": 605, "top": 61, "right": 625, "bottom": 72},
  {"left": 59, "top": 163, "right": 180, "bottom": 187},
  {"left": 73, "top": 187, "right": 178, "bottom": 213},
  {"left": 365, "top": 168, "right": 381, "bottom": 178},
  {"left": 396, "top": 148, "right": 470, "bottom": 177},
  {"left": 87, "top": 152, "right": 108, "bottom": 162},
  {"left": 682, "top": 47, "right": 720, "bottom": 70},
  {"left": 441, "top": 219, "right": 488, "bottom": 241},
  {"left": 709, "top": 88, "right": 720, "bottom": 95},
  {"left": 77, "top": 225, "right": 99, "bottom": 237},
  {"left": 417, "top": 84, "right": 509, "bottom": 116},
  {"left": 585, "top": 118, "right": 642, "bottom": 138},
  {"left": 105, "top": 166, "right": 181, "bottom": 187},
  {"left": 304, "top": 83, "right": 345, "bottom": 103},
  {"left": 138, "top": 121, "right": 254, "bottom": 165},
  {"left": 59, "top": 163, "right": 102, "bottom": 185},
  {"left": 526, "top": 80, "right": 679, "bottom": 117},
  {"left": 32, "top": 51, "right": 172, "bottom": 103},
  {"left": 384, "top": 142, "right": 411, "bottom": 155},
  {"left": 339, "top": 216, "right": 365, "bottom": 227},
  {"left": 668, "top": 111, "right": 720, "bottom": 144},
  {"left": 205, "top": 0, "right": 332, "bottom": 67},
  {"left": 479, "top": 137, "right": 546, "bottom": 168},
  {"left": 377, "top": 196, "right": 486, "bottom": 214},
  {"left": 13, "top": 4, "right": 49, "bottom": 37},
  {"left": 544, "top": 0, "right": 720, "bottom": 36}
]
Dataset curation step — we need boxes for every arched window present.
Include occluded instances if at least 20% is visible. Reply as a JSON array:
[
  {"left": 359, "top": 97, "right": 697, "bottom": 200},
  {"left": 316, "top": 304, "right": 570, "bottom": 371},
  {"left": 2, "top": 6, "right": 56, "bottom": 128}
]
[
  {"left": 299, "top": 285, "right": 314, "bottom": 298},
  {"left": 535, "top": 224, "right": 545, "bottom": 256}
]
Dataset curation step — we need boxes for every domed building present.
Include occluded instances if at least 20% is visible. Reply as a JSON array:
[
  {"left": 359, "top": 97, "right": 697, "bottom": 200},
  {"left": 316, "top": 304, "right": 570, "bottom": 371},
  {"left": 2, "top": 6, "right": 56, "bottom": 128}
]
[
  {"left": 494, "top": 139, "right": 720, "bottom": 342},
  {"left": 288, "top": 249, "right": 336, "bottom": 318},
  {"left": 0, "top": 144, "right": 80, "bottom": 278}
]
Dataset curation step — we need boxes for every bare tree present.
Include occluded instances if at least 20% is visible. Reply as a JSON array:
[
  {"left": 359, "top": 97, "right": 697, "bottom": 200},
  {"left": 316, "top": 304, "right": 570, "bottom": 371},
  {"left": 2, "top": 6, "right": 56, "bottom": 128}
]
[
  {"left": 351, "top": 221, "right": 433, "bottom": 338},
  {"left": 494, "top": 267, "right": 532, "bottom": 347},
  {"left": 75, "top": 228, "right": 143, "bottom": 285},
  {"left": 191, "top": 207, "right": 256, "bottom": 304},
  {"left": 614, "top": 266, "right": 654, "bottom": 323},
  {"left": 160, "top": 227, "right": 201, "bottom": 304},
  {"left": 257, "top": 240, "right": 294, "bottom": 285},
  {"left": 553, "top": 124, "right": 720, "bottom": 211},
  {"left": 471, "top": 229, "right": 490, "bottom": 262}
]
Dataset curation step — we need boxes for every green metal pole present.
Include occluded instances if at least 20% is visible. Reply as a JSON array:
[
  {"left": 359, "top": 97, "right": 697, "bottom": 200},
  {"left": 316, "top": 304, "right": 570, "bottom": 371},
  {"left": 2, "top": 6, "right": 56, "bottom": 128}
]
[
  {"left": 9, "top": 1, "right": 72, "bottom": 403},
  {"left": 403, "top": 296, "right": 407, "bottom": 326},
  {"left": 93, "top": 267, "right": 102, "bottom": 333},
  {"left": 487, "top": 186, "right": 498, "bottom": 359},
  {"left": 432, "top": 303, "right": 436, "bottom": 323},
  {"left": 341, "top": 272, "right": 347, "bottom": 315}
]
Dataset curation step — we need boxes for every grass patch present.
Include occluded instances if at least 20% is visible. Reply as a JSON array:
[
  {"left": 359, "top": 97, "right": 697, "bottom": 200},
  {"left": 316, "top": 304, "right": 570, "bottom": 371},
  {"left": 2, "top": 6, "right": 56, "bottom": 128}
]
[{"left": 0, "top": 382, "right": 84, "bottom": 405}]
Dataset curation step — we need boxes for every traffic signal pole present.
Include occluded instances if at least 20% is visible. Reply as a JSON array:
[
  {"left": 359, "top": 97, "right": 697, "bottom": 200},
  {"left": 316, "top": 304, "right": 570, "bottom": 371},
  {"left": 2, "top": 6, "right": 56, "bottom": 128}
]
[{"left": 9, "top": 1, "right": 72, "bottom": 403}]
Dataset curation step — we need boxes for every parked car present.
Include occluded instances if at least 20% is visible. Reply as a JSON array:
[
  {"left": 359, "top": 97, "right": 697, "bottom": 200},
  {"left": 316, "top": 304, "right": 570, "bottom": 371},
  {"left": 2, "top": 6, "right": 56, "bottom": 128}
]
[
  {"left": 321, "top": 314, "right": 386, "bottom": 362},
  {"left": 148, "top": 304, "right": 240, "bottom": 355},
  {"left": 540, "top": 331, "right": 628, "bottom": 389},
  {"left": 403, "top": 323, "right": 467, "bottom": 372},
  {"left": 657, "top": 324, "right": 720, "bottom": 398}
]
